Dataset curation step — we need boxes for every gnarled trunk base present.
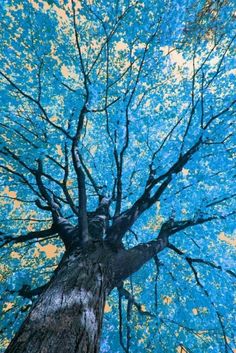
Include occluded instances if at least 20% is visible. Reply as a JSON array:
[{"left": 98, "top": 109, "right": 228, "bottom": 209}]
[{"left": 6, "top": 246, "right": 112, "bottom": 353}]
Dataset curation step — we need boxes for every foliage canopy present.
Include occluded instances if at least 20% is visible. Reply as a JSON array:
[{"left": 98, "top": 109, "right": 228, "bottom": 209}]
[{"left": 0, "top": 0, "right": 236, "bottom": 352}]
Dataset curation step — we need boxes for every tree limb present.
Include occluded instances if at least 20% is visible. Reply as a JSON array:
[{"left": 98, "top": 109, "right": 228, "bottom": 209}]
[
  {"left": 106, "top": 138, "right": 202, "bottom": 243},
  {"left": 168, "top": 243, "right": 236, "bottom": 278},
  {"left": 0, "top": 71, "right": 72, "bottom": 139},
  {"left": 0, "top": 227, "right": 58, "bottom": 247},
  {"left": 111, "top": 237, "right": 168, "bottom": 286},
  {"left": 117, "top": 282, "right": 155, "bottom": 317}
]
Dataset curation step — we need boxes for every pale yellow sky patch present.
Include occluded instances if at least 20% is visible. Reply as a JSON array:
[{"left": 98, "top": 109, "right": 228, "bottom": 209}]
[
  {"left": 61, "top": 64, "right": 70, "bottom": 78},
  {"left": 50, "top": 43, "right": 62, "bottom": 66},
  {"left": 182, "top": 168, "right": 189, "bottom": 176},
  {"left": 34, "top": 243, "right": 61, "bottom": 259},
  {"left": 3, "top": 302, "right": 14, "bottom": 313},
  {"left": 192, "top": 307, "right": 208, "bottom": 316},
  {"left": 34, "top": 0, "right": 73, "bottom": 36},
  {"left": 219, "top": 232, "right": 236, "bottom": 247},
  {"left": 138, "top": 337, "right": 146, "bottom": 344},
  {"left": 115, "top": 40, "right": 129, "bottom": 51},
  {"left": 140, "top": 304, "right": 147, "bottom": 311},
  {"left": 10, "top": 251, "right": 21, "bottom": 259},
  {"left": 0, "top": 264, "right": 11, "bottom": 281},
  {"left": 226, "top": 68, "right": 236, "bottom": 77},
  {"left": 170, "top": 49, "right": 186, "bottom": 67},
  {"left": 196, "top": 330, "right": 209, "bottom": 337},
  {"left": 42, "top": 1, "right": 50, "bottom": 11},
  {"left": 90, "top": 39, "right": 101, "bottom": 51},
  {"left": 144, "top": 99, "right": 151, "bottom": 108},
  {"left": 67, "top": 179, "right": 73, "bottom": 186},
  {"left": 104, "top": 302, "right": 112, "bottom": 313},
  {"left": 31, "top": 0, "right": 50, "bottom": 12},
  {"left": 51, "top": 115, "right": 59, "bottom": 123},
  {"left": 80, "top": 45, "right": 88, "bottom": 55},
  {"left": 162, "top": 296, "right": 173, "bottom": 305},
  {"left": 86, "top": 120, "right": 93, "bottom": 130},
  {"left": 225, "top": 336, "right": 231, "bottom": 344},
  {"left": 28, "top": 0, "right": 40, "bottom": 10},
  {"left": 53, "top": 5, "right": 68, "bottom": 23},
  {"left": 56, "top": 144, "right": 63, "bottom": 157},
  {"left": 25, "top": 64, "right": 34, "bottom": 72},
  {"left": 0, "top": 186, "right": 11, "bottom": 197},
  {"left": 61, "top": 64, "right": 78, "bottom": 80},
  {"left": 161, "top": 46, "right": 200, "bottom": 82},
  {"left": 7, "top": 3, "right": 24, "bottom": 12},
  {"left": 1, "top": 186, "right": 21, "bottom": 209},
  {"left": 176, "top": 345, "right": 188, "bottom": 353},
  {"left": 1, "top": 338, "right": 10, "bottom": 349}
]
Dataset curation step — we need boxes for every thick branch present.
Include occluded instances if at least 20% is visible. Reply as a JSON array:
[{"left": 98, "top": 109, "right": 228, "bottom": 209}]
[
  {"left": 34, "top": 159, "right": 61, "bottom": 221},
  {"left": 0, "top": 227, "right": 57, "bottom": 247},
  {"left": 111, "top": 237, "right": 168, "bottom": 286},
  {"left": 107, "top": 138, "right": 202, "bottom": 243},
  {"left": 54, "top": 217, "right": 80, "bottom": 249},
  {"left": 18, "top": 283, "right": 48, "bottom": 299},
  {"left": 158, "top": 215, "right": 216, "bottom": 237},
  {"left": 71, "top": 144, "right": 89, "bottom": 243}
]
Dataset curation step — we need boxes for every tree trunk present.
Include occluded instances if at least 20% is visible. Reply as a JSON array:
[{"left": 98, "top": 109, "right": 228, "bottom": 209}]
[
  {"left": 6, "top": 244, "right": 112, "bottom": 353},
  {"left": 5, "top": 237, "right": 165, "bottom": 353}
]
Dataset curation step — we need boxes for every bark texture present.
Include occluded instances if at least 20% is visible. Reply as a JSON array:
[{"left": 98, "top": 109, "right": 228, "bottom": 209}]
[
  {"left": 5, "top": 235, "right": 166, "bottom": 353},
  {"left": 5, "top": 244, "right": 112, "bottom": 353}
]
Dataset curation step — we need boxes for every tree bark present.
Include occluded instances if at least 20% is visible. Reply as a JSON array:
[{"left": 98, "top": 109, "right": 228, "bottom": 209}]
[
  {"left": 5, "top": 236, "right": 167, "bottom": 353},
  {"left": 5, "top": 244, "right": 112, "bottom": 353}
]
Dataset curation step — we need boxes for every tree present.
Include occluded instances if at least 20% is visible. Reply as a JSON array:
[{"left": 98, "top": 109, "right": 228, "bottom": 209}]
[{"left": 0, "top": 0, "right": 235, "bottom": 352}]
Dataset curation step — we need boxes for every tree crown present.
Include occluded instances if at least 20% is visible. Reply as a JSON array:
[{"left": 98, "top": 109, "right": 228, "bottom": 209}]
[{"left": 0, "top": 0, "right": 235, "bottom": 352}]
